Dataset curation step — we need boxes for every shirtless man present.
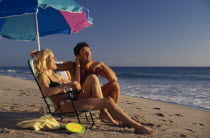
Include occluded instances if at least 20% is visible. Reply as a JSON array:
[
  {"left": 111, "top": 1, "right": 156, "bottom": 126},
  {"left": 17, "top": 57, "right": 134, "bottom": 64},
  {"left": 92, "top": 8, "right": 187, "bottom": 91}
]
[{"left": 56, "top": 42, "right": 120, "bottom": 103}]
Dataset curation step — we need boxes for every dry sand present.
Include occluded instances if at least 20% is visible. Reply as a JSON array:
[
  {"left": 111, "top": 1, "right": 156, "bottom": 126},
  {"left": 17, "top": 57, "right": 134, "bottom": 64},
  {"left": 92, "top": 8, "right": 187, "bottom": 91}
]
[{"left": 0, "top": 75, "right": 209, "bottom": 138}]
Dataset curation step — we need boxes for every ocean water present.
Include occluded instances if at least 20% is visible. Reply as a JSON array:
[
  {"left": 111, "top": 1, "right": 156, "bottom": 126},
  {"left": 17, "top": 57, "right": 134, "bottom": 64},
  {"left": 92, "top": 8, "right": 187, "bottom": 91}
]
[{"left": 1, "top": 66, "right": 210, "bottom": 111}]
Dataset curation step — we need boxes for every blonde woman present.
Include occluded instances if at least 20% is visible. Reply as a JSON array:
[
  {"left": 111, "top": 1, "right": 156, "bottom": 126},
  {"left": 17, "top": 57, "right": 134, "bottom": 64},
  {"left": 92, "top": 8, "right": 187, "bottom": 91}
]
[{"left": 33, "top": 49, "right": 156, "bottom": 135}]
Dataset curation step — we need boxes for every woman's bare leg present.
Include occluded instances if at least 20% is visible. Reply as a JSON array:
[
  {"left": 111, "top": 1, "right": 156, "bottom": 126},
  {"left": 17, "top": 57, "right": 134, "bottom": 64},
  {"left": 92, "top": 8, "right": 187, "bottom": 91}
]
[
  {"left": 78, "top": 74, "right": 119, "bottom": 125},
  {"left": 70, "top": 97, "right": 156, "bottom": 135}
]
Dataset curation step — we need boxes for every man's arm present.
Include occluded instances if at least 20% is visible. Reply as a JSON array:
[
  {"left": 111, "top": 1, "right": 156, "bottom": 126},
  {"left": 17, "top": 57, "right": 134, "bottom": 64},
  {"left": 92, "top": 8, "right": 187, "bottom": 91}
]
[
  {"left": 74, "top": 56, "right": 80, "bottom": 83},
  {"left": 94, "top": 62, "right": 117, "bottom": 82},
  {"left": 55, "top": 61, "right": 74, "bottom": 71}
]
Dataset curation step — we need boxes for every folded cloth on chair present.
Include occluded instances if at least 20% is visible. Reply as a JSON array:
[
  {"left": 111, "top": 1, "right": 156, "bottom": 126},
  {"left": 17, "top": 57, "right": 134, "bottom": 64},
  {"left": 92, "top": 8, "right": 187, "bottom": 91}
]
[{"left": 17, "top": 115, "right": 60, "bottom": 131}]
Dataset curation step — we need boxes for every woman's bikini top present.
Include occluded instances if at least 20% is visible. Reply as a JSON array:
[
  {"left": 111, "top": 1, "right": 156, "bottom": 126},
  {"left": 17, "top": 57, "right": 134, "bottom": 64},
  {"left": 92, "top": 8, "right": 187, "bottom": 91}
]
[{"left": 48, "top": 74, "right": 61, "bottom": 88}]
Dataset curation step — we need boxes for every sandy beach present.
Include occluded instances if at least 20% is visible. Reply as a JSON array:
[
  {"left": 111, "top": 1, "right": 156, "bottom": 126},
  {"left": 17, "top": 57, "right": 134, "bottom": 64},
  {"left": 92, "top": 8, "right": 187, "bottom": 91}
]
[{"left": 0, "top": 75, "right": 209, "bottom": 138}]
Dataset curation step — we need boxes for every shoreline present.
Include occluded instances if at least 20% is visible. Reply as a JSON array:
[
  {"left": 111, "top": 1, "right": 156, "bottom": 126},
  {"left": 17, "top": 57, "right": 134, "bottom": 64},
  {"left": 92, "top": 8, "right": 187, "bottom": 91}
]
[
  {"left": 0, "top": 75, "right": 210, "bottom": 137},
  {"left": 1, "top": 75, "right": 210, "bottom": 112},
  {"left": 124, "top": 95, "right": 210, "bottom": 113}
]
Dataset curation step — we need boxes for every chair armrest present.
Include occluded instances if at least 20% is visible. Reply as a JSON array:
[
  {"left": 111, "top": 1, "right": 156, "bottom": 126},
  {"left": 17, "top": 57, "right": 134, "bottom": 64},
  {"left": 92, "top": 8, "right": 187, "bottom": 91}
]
[
  {"left": 49, "top": 89, "right": 84, "bottom": 98},
  {"left": 67, "top": 89, "right": 84, "bottom": 95},
  {"left": 49, "top": 93, "right": 69, "bottom": 98}
]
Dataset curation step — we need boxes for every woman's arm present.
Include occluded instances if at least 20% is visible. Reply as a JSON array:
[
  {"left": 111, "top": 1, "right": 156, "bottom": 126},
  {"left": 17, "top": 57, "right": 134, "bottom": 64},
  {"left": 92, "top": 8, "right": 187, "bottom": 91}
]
[
  {"left": 58, "top": 73, "right": 71, "bottom": 83},
  {"left": 38, "top": 74, "right": 80, "bottom": 97},
  {"left": 56, "top": 73, "right": 80, "bottom": 89}
]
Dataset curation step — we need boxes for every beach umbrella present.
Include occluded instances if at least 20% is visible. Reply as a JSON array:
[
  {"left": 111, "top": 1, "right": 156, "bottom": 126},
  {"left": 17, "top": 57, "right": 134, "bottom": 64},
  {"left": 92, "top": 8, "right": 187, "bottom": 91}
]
[{"left": 0, "top": 0, "right": 93, "bottom": 51}]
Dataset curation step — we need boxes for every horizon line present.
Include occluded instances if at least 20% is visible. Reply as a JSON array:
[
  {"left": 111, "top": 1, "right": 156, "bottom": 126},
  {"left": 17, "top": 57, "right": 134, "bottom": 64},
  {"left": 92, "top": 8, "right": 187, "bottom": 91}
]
[{"left": 0, "top": 65, "right": 210, "bottom": 68}]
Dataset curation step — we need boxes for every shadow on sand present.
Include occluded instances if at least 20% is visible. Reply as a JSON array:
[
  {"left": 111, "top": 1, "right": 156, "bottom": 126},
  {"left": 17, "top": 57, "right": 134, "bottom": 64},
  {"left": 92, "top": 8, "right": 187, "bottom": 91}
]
[{"left": 0, "top": 112, "right": 42, "bottom": 130}]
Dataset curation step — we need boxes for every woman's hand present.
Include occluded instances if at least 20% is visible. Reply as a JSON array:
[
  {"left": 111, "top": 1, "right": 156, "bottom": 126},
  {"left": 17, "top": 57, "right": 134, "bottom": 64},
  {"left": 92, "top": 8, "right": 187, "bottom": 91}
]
[
  {"left": 73, "top": 81, "right": 81, "bottom": 89},
  {"left": 65, "top": 81, "right": 81, "bottom": 90}
]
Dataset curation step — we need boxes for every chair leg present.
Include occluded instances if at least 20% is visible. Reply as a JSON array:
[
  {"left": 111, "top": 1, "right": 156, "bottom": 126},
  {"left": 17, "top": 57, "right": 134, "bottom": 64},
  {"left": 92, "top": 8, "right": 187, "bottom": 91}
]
[
  {"left": 43, "top": 102, "right": 46, "bottom": 115},
  {"left": 76, "top": 114, "right": 81, "bottom": 123},
  {"left": 71, "top": 100, "right": 81, "bottom": 123},
  {"left": 61, "top": 116, "right": 65, "bottom": 121},
  {"left": 85, "top": 113, "right": 90, "bottom": 122},
  {"left": 89, "top": 111, "right": 95, "bottom": 126}
]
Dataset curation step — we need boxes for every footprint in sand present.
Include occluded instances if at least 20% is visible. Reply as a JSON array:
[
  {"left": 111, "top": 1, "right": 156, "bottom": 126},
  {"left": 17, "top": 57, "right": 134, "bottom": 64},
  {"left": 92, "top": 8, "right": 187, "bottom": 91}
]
[
  {"left": 29, "top": 105, "right": 36, "bottom": 107},
  {"left": 174, "top": 114, "right": 184, "bottom": 117},
  {"left": 199, "top": 123, "right": 205, "bottom": 126},
  {"left": 0, "top": 128, "right": 11, "bottom": 133},
  {"left": 169, "top": 119, "right": 174, "bottom": 123},
  {"left": 20, "top": 92, "right": 27, "bottom": 95},
  {"left": 153, "top": 107, "right": 161, "bottom": 110},
  {"left": 10, "top": 106, "right": 15, "bottom": 109},
  {"left": 126, "top": 101, "right": 135, "bottom": 104},
  {"left": 185, "top": 128, "right": 196, "bottom": 133},
  {"left": 140, "top": 122, "right": 155, "bottom": 127},
  {"left": 192, "top": 122, "right": 205, "bottom": 127},
  {"left": 155, "top": 113, "right": 165, "bottom": 117},
  {"left": 162, "top": 119, "right": 174, "bottom": 123},
  {"left": 120, "top": 120, "right": 155, "bottom": 128},
  {"left": 180, "top": 134, "right": 187, "bottom": 137}
]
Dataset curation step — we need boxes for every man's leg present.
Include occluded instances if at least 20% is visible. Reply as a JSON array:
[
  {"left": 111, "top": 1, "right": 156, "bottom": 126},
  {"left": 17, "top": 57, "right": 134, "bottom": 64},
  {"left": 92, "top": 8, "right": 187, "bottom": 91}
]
[
  {"left": 101, "top": 81, "right": 120, "bottom": 104},
  {"left": 78, "top": 74, "right": 103, "bottom": 99},
  {"left": 78, "top": 74, "right": 119, "bottom": 124}
]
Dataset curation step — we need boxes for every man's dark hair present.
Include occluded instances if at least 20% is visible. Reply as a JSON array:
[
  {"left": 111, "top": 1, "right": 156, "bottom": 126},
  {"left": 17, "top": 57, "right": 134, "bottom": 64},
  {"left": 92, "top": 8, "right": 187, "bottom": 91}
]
[{"left": 74, "top": 42, "right": 89, "bottom": 56}]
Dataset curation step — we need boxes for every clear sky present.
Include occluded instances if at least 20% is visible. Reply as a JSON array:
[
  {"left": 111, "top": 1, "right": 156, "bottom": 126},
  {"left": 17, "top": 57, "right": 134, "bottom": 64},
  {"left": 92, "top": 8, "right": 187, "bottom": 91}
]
[{"left": 0, "top": 0, "right": 209, "bottom": 67}]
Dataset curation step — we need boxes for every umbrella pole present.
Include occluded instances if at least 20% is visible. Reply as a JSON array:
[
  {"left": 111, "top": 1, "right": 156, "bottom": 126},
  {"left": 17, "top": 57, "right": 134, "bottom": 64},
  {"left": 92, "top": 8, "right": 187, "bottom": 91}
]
[
  {"left": 35, "top": 12, "right": 46, "bottom": 115},
  {"left": 35, "top": 12, "right": 41, "bottom": 51}
]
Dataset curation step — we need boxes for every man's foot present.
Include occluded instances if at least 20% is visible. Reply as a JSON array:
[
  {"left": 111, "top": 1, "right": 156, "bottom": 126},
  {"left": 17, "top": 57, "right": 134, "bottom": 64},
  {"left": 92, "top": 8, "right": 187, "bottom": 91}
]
[
  {"left": 120, "top": 120, "right": 144, "bottom": 128},
  {"left": 100, "top": 118, "right": 120, "bottom": 125},
  {"left": 134, "top": 126, "right": 157, "bottom": 135},
  {"left": 99, "top": 112, "right": 119, "bottom": 125}
]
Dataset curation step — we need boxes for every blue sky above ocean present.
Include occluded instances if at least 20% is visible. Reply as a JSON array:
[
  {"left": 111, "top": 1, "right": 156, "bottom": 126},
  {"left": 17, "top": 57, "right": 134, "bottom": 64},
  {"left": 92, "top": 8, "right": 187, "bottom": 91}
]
[{"left": 0, "top": 0, "right": 209, "bottom": 67}]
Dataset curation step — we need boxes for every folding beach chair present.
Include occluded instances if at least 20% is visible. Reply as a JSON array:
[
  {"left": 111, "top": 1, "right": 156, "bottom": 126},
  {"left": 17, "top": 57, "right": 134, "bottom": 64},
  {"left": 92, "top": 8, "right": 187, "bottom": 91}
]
[{"left": 28, "top": 60, "right": 95, "bottom": 125}]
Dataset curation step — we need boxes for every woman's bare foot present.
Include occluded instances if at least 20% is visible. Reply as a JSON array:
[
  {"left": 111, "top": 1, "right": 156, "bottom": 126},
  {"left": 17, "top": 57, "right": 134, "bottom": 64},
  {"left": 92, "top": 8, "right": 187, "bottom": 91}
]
[
  {"left": 134, "top": 126, "right": 157, "bottom": 135},
  {"left": 99, "top": 111, "right": 119, "bottom": 125}
]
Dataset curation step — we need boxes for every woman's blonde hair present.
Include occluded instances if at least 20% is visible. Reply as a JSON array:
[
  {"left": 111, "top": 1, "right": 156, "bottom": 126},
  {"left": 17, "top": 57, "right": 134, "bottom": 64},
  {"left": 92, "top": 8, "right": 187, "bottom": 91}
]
[{"left": 34, "top": 49, "right": 53, "bottom": 77}]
